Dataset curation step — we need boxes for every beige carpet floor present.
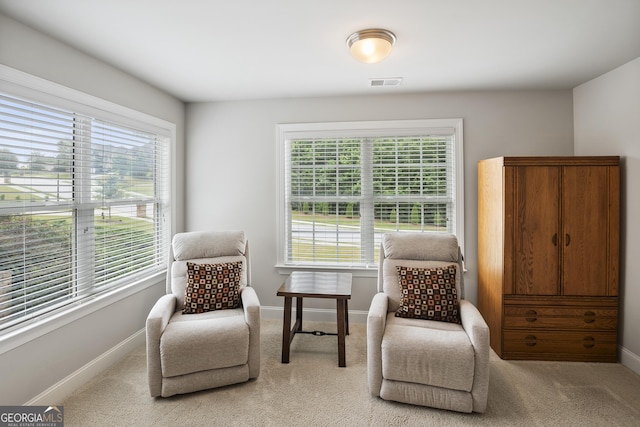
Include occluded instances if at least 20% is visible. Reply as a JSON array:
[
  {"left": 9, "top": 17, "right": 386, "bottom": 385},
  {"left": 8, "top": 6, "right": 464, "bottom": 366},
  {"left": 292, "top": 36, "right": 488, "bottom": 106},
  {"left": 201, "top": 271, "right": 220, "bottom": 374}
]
[{"left": 62, "top": 318, "right": 640, "bottom": 426}]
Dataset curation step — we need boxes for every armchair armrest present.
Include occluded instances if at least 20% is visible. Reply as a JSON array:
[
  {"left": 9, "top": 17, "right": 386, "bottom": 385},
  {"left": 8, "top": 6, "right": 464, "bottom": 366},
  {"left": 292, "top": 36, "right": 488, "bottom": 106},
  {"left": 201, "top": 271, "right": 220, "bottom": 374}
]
[
  {"left": 241, "top": 286, "right": 260, "bottom": 325},
  {"left": 367, "top": 292, "right": 388, "bottom": 327},
  {"left": 146, "top": 294, "right": 176, "bottom": 397},
  {"left": 459, "top": 299, "right": 489, "bottom": 352},
  {"left": 459, "top": 299, "right": 490, "bottom": 413},
  {"left": 146, "top": 294, "right": 176, "bottom": 338},
  {"left": 241, "top": 286, "right": 261, "bottom": 378},
  {"left": 367, "top": 292, "right": 389, "bottom": 397}
]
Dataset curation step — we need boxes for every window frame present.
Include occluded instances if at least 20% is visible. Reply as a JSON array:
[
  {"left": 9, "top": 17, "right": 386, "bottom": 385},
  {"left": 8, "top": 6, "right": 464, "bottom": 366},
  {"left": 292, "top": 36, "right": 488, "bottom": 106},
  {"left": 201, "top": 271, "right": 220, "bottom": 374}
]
[
  {"left": 275, "top": 118, "right": 464, "bottom": 275},
  {"left": 0, "top": 65, "right": 175, "bottom": 351}
]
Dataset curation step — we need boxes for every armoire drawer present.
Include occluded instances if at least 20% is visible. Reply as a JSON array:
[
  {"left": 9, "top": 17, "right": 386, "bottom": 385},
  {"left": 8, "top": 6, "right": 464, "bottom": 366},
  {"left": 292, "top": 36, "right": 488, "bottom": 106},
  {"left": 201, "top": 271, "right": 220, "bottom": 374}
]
[
  {"left": 504, "top": 306, "right": 618, "bottom": 330},
  {"left": 503, "top": 330, "right": 617, "bottom": 361}
]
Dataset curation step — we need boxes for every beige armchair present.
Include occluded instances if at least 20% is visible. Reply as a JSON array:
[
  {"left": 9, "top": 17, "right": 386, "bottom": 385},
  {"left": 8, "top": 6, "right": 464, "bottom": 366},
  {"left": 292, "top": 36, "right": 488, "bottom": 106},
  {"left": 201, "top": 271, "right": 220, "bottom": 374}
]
[
  {"left": 146, "top": 230, "right": 260, "bottom": 397},
  {"left": 367, "top": 232, "right": 490, "bottom": 413}
]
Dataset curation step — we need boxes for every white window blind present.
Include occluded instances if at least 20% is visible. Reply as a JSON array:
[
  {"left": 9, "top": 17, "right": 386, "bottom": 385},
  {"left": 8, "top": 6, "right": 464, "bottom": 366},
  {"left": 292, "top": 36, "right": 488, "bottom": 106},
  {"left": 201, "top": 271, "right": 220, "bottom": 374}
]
[
  {"left": 0, "top": 92, "right": 171, "bottom": 333},
  {"left": 278, "top": 119, "right": 463, "bottom": 269}
]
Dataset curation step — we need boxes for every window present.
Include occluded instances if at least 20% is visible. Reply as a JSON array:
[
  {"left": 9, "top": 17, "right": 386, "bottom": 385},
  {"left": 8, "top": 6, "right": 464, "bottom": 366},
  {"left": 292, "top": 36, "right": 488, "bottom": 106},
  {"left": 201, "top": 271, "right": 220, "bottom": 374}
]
[
  {"left": 0, "top": 70, "right": 172, "bottom": 335},
  {"left": 277, "top": 119, "right": 463, "bottom": 270}
]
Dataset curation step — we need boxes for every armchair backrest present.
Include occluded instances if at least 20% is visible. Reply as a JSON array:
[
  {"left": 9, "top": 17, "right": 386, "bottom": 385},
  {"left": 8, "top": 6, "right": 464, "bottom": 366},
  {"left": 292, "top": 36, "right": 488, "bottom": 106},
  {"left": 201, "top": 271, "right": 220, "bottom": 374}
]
[
  {"left": 167, "top": 230, "right": 249, "bottom": 311},
  {"left": 378, "top": 232, "right": 464, "bottom": 313}
]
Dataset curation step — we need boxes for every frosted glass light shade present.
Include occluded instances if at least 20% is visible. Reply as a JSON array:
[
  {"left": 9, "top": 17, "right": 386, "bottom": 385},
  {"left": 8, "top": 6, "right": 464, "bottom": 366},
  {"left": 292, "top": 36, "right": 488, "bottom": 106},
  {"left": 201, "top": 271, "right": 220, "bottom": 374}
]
[{"left": 347, "top": 29, "right": 396, "bottom": 63}]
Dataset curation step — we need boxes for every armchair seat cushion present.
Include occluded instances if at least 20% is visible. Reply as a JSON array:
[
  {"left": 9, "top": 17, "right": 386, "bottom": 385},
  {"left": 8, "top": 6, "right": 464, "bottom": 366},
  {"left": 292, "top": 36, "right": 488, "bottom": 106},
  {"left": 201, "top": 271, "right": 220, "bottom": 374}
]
[
  {"left": 160, "top": 308, "right": 249, "bottom": 377},
  {"left": 381, "top": 313, "right": 475, "bottom": 392}
]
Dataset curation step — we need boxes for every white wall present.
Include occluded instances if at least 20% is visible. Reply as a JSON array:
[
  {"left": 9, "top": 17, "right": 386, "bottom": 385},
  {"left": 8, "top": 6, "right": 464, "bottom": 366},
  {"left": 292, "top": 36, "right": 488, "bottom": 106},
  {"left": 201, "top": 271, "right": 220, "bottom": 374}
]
[
  {"left": 0, "top": 13, "right": 185, "bottom": 404},
  {"left": 574, "top": 57, "right": 640, "bottom": 373},
  {"left": 185, "top": 90, "right": 574, "bottom": 315}
]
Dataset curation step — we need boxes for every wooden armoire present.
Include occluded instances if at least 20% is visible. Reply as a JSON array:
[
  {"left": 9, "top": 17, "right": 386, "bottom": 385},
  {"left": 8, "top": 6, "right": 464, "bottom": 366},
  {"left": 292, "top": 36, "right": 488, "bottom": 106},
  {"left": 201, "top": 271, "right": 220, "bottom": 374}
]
[{"left": 477, "top": 156, "right": 619, "bottom": 362}]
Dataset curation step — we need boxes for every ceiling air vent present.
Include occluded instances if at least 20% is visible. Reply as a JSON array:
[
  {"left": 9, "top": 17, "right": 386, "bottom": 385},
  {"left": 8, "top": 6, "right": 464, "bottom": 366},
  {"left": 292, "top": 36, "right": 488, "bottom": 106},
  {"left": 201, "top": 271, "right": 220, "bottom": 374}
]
[{"left": 369, "top": 77, "right": 403, "bottom": 87}]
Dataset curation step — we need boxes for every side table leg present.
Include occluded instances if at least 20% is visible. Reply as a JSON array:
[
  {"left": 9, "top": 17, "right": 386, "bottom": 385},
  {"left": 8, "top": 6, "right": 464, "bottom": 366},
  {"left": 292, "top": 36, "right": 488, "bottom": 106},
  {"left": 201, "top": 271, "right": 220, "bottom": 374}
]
[
  {"left": 345, "top": 299, "right": 349, "bottom": 335},
  {"left": 282, "top": 296, "right": 292, "bottom": 363},
  {"left": 337, "top": 299, "right": 346, "bottom": 367},
  {"left": 296, "top": 297, "right": 303, "bottom": 332}
]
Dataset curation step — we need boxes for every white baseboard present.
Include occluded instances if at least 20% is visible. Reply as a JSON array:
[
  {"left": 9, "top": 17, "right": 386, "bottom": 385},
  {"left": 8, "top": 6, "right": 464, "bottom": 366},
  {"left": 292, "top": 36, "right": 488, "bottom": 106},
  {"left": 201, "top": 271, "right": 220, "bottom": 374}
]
[
  {"left": 25, "top": 328, "right": 146, "bottom": 405},
  {"left": 619, "top": 345, "right": 640, "bottom": 375},
  {"left": 261, "top": 306, "right": 368, "bottom": 324}
]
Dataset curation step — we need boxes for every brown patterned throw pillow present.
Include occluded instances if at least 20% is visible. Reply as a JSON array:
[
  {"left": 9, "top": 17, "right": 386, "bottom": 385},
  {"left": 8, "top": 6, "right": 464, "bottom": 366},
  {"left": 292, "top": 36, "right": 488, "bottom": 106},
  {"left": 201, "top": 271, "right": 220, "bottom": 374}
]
[
  {"left": 183, "top": 261, "right": 242, "bottom": 314},
  {"left": 395, "top": 264, "right": 461, "bottom": 324}
]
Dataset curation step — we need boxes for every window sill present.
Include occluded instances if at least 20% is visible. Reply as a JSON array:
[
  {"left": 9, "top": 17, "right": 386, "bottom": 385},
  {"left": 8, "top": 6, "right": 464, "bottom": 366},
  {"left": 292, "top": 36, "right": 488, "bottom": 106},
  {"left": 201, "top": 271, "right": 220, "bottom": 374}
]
[{"left": 275, "top": 264, "right": 378, "bottom": 278}]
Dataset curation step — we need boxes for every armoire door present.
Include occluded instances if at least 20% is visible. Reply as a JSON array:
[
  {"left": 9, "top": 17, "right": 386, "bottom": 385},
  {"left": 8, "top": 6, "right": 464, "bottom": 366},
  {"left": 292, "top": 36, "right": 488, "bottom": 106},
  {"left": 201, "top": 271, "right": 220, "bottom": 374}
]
[
  {"left": 561, "top": 166, "right": 610, "bottom": 296},
  {"left": 513, "top": 166, "right": 560, "bottom": 295}
]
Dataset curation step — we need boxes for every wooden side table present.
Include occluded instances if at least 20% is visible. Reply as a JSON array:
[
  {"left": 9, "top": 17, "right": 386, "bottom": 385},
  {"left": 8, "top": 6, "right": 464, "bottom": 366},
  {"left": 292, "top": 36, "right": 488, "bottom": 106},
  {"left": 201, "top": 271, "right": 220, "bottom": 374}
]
[{"left": 277, "top": 271, "right": 352, "bottom": 367}]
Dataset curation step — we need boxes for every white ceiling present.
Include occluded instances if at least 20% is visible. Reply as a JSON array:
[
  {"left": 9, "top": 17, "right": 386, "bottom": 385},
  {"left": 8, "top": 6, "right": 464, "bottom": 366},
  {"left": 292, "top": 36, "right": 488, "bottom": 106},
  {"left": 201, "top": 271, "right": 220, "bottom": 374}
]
[{"left": 1, "top": 0, "right": 639, "bottom": 103}]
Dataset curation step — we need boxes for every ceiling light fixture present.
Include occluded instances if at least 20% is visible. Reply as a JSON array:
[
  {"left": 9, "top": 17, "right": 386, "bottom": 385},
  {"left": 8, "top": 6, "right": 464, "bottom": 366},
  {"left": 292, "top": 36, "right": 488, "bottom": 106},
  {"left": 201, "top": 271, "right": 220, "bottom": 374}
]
[{"left": 346, "top": 29, "right": 396, "bottom": 64}]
